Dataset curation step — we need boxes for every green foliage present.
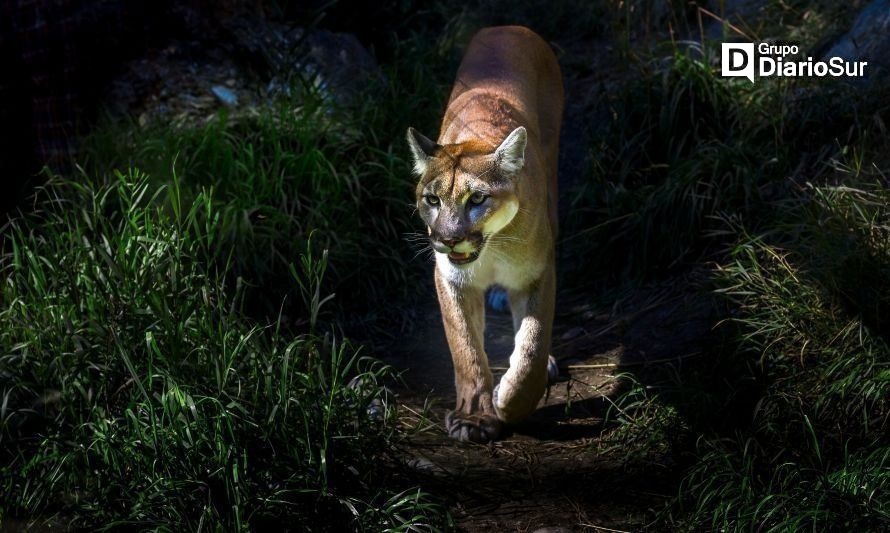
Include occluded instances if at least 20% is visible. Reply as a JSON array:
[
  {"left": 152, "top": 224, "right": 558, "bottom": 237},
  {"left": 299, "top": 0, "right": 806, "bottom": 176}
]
[
  {"left": 1, "top": 13, "right": 474, "bottom": 527},
  {"left": 84, "top": 88, "right": 419, "bottom": 323},
  {"left": 565, "top": 8, "right": 890, "bottom": 528},
  {"left": 0, "top": 174, "right": 445, "bottom": 529},
  {"left": 673, "top": 183, "right": 890, "bottom": 530},
  {"left": 566, "top": 49, "right": 790, "bottom": 279},
  {"left": 597, "top": 374, "right": 688, "bottom": 467},
  {"left": 598, "top": 180, "right": 890, "bottom": 530}
]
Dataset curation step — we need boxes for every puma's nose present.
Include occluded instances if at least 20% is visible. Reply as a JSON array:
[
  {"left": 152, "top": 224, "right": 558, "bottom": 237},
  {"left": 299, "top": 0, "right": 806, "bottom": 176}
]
[{"left": 440, "top": 237, "right": 463, "bottom": 249}]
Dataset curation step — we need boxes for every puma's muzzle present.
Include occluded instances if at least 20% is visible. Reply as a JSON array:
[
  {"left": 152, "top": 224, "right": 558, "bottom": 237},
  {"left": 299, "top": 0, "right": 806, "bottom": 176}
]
[{"left": 432, "top": 231, "right": 485, "bottom": 265}]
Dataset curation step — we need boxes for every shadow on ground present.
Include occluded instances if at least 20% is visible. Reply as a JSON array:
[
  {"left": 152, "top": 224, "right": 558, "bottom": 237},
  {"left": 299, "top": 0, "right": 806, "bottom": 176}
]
[{"left": 383, "top": 272, "right": 719, "bottom": 530}]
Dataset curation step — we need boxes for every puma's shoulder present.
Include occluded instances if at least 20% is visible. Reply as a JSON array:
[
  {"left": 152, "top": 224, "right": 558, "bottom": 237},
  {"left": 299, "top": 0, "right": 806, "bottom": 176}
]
[{"left": 406, "top": 26, "right": 563, "bottom": 287}]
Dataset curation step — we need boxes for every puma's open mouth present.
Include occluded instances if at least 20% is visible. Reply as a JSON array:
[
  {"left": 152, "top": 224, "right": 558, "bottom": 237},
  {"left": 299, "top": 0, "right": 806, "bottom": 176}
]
[{"left": 447, "top": 249, "right": 481, "bottom": 265}]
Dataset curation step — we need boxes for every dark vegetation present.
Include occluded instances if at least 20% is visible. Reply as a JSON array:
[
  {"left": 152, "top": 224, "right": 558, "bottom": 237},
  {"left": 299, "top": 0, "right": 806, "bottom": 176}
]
[{"left": 2, "top": 0, "right": 889, "bottom": 530}]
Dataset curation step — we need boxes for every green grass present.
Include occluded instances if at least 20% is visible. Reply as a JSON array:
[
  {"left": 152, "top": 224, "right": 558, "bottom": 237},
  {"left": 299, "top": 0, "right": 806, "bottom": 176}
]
[
  {"left": 79, "top": 17, "right": 472, "bottom": 327},
  {"left": 83, "top": 89, "right": 416, "bottom": 325},
  {"left": 566, "top": 49, "right": 786, "bottom": 279},
  {"left": 569, "top": 16, "right": 890, "bottom": 529},
  {"left": 0, "top": 173, "right": 446, "bottom": 529},
  {"left": 662, "top": 184, "right": 890, "bottom": 530}
]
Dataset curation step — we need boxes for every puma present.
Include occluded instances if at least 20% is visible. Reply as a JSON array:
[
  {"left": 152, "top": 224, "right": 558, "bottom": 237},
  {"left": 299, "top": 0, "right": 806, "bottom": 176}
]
[{"left": 406, "top": 26, "right": 564, "bottom": 442}]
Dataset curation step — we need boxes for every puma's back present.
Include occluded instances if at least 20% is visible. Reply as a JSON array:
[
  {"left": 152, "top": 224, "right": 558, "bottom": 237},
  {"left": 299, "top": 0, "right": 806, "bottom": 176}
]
[{"left": 440, "top": 26, "right": 563, "bottom": 238}]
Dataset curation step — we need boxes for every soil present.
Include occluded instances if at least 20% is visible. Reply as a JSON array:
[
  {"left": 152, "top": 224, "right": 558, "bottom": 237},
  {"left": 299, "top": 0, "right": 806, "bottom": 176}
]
[{"left": 384, "top": 274, "right": 717, "bottom": 532}]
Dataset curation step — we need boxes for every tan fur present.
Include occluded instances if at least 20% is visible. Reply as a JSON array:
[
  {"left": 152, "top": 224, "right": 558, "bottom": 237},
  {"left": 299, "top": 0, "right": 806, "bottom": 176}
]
[{"left": 407, "top": 26, "right": 564, "bottom": 442}]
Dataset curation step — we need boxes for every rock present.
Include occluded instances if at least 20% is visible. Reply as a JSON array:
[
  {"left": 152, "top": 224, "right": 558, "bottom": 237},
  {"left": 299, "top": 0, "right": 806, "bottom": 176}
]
[
  {"left": 407, "top": 457, "right": 439, "bottom": 473},
  {"left": 211, "top": 85, "right": 238, "bottom": 107},
  {"left": 264, "top": 29, "right": 384, "bottom": 105},
  {"left": 226, "top": 17, "right": 383, "bottom": 105},
  {"left": 301, "top": 30, "right": 383, "bottom": 103},
  {"left": 106, "top": 39, "right": 254, "bottom": 127},
  {"left": 347, "top": 374, "right": 391, "bottom": 422},
  {"left": 366, "top": 397, "right": 385, "bottom": 422},
  {"left": 824, "top": 0, "right": 890, "bottom": 79},
  {"left": 107, "top": 15, "right": 385, "bottom": 128}
]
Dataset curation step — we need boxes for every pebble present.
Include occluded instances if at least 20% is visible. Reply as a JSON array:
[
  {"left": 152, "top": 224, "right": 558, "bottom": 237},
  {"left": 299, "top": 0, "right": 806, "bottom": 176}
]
[{"left": 211, "top": 85, "right": 238, "bottom": 107}]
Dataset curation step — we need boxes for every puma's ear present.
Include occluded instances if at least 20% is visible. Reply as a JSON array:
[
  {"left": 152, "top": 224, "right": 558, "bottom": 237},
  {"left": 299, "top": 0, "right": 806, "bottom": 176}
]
[
  {"left": 494, "top": 126, "right": 527, "bottom": 176},
  {"left": 406, "top": 127, "right": 439, "bottom": 176}
]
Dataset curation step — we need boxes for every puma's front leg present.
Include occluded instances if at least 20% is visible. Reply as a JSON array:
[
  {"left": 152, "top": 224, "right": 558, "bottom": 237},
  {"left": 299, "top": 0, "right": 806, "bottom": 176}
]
[
  {"left": 494, "top": 264, "right": 555, "bottom": 424},
  {"left": 435, "top": 270, "right": 502, "bottom": 442}
]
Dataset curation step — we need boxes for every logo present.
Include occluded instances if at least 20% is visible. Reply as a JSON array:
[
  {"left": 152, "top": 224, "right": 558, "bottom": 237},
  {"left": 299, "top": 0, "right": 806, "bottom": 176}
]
[
  {"left": 722, "top": 43, "right": 755, "bottom": 83},
  {"left": 721, "top": 43, "right": 867, "bottom": 83}
]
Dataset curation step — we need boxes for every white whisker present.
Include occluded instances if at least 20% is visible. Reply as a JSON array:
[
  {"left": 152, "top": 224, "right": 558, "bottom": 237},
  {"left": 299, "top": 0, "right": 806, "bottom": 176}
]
[{"left": 412, "top": 244, "right": 435, "bottom": 261}]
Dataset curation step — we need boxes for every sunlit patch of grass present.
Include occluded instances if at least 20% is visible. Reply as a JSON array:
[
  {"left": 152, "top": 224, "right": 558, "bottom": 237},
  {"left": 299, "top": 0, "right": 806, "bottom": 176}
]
[
  {"left": 81, "top": 24, "right": 467, "bottom": 328},
  {"left": 0, "top": 174, "right": 446, "bottom": 529},
  {"left": 0, "top": 16, "right": 476, "bottom": 527},
  {"left": 82, "top": 86, "right": 419, "bottom": 325},
  {"left": 596, "top": 374, "right": 688, "bottom": 468},
  {"left": 594, "top": 180, "right": 890, "bottom": 530}
]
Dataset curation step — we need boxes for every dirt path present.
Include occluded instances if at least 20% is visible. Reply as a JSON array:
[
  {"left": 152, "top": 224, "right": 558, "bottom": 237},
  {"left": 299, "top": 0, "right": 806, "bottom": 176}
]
[{"left": 384, "top": 275, "right": 716, "bottom": 531}]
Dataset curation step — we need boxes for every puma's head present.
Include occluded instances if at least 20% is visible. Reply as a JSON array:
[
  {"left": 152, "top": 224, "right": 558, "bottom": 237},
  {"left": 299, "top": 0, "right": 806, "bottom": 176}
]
[{"left": 407, "top": 127, "right": 527, "bottom": 266}]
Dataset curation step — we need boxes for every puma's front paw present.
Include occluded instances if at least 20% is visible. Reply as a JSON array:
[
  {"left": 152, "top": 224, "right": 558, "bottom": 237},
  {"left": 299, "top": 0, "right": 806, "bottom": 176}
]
[
  {"left": 492, "top": 363, "right": 548, "bottom": 424},
  {"left": 445, "top": 410, "right": 502, "bottom": 442}
]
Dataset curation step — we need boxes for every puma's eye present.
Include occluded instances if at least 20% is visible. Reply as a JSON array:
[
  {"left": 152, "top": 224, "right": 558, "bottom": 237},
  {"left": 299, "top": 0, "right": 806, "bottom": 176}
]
[
  {"left": 424, "top": 194, "right": 440, "bottom": 206},
  {"left": 468, "top": 191, "right": 488, "bottom": 205}
]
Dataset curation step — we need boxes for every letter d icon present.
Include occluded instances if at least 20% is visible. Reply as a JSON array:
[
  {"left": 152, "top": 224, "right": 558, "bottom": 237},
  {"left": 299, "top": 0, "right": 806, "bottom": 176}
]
[{"left": 721, "top": 43, "right": 755, "bottom": 83}]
